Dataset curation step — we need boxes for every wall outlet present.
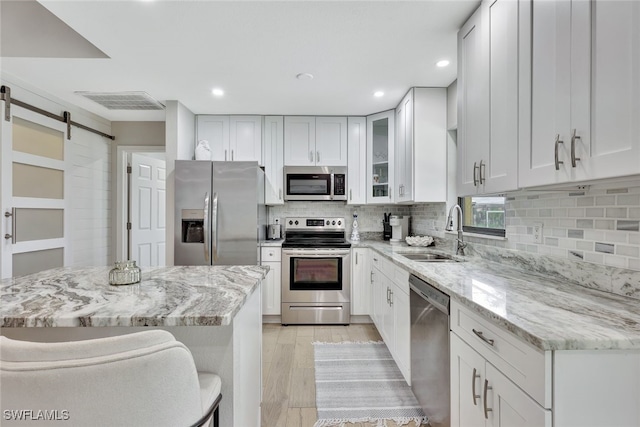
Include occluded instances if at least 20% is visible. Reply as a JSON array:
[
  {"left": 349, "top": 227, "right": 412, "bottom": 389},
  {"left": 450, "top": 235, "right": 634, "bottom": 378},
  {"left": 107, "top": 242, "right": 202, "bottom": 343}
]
[{"left": 533, "top": 222, "right": 543, "bottom": 244}]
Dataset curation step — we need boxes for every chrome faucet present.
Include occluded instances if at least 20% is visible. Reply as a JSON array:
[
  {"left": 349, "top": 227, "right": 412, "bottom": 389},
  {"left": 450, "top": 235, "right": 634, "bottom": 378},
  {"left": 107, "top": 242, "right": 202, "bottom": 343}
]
[{"left": 445, "top": 204, "right": 467, "bottom": 255}]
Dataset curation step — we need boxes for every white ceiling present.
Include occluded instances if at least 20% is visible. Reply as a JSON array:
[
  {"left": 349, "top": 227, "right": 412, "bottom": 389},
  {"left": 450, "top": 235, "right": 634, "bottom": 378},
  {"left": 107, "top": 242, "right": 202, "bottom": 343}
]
[{"left": 1, "top": 0, "right": 479, "bottom": 122}]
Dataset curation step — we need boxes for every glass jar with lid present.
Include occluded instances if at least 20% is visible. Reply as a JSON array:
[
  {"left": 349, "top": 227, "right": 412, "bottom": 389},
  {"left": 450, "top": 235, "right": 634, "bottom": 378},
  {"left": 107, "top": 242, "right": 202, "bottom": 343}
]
[{"left": 109, "top": 260, "right": 141, "bottom": 285}]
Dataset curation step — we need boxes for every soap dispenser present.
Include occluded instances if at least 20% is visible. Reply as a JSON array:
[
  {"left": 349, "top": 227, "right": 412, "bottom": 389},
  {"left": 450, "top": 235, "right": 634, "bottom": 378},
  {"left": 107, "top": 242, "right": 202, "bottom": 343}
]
[{"left": 350, "top": 211, "right": 360, "bottom": 242}]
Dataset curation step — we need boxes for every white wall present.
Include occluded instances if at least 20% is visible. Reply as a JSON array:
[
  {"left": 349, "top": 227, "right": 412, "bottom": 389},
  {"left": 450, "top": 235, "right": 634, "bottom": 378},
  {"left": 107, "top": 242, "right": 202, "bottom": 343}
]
[
  {"left": 164, "top": 101, "right": 195, "bottom": 265},
  {"left": 70, "top": 128, "right": 112, "bottom": 266}
]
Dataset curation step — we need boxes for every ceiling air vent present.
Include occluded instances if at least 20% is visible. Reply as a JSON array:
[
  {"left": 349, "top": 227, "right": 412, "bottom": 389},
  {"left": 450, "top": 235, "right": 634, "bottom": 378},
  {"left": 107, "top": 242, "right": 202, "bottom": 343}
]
[{"left": 75, "top": 91, "right": 165, "bottom": 110}]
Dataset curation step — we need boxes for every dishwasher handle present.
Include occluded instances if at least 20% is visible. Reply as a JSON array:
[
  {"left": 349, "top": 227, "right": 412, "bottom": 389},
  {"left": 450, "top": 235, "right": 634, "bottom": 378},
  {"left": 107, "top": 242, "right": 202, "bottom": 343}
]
[{"left": 409, "top": 274, "right": 450, "bottom": 314}]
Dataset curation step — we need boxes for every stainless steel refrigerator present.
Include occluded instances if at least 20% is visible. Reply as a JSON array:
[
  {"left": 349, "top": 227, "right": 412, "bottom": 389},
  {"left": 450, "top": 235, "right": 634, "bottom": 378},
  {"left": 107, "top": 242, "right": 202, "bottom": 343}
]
[{"left": 174, "top": 161, "right": 266, "bottom": 266}]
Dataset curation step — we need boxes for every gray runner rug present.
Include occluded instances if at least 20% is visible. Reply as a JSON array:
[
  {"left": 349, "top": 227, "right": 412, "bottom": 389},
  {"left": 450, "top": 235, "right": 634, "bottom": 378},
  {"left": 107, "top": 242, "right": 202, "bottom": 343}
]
[{"left": 312, "top": 341, "right": 428, "bottom": 427}]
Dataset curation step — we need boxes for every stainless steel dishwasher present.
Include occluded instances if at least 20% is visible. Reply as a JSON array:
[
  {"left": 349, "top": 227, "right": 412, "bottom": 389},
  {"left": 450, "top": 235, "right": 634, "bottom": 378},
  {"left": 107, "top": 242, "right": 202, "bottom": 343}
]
[{"left": 410, "top": 274, "right": 450, "bottom": 427}]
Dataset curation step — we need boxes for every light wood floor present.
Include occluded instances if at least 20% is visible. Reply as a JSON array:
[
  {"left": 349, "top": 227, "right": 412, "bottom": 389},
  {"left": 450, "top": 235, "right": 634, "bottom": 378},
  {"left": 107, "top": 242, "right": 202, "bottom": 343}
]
[{"left": 261, "top": 323, "right": 428, "bottom": 427}]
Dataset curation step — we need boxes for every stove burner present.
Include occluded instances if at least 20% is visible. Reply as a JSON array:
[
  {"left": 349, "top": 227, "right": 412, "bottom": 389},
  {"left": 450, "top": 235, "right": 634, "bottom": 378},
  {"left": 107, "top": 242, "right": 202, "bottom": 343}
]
[{"left": 282, "top": 217, "right": 351, "bottom": 249}]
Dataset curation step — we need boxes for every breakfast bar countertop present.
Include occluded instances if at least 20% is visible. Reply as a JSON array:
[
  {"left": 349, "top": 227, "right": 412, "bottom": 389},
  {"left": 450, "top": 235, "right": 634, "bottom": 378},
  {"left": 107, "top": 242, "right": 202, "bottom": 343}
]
[
  {"left": 353, "top": 240, "right": 640, "bottom": 352},
  {"left": 0, "top": 265, "right": 269, "bottom": 328}
]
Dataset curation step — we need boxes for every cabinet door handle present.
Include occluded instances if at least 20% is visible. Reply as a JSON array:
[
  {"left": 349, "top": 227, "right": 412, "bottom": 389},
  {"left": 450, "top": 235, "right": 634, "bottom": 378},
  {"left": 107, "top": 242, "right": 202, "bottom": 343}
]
[
  {"left": 370, "top": 271, "right": 374, "bottom": 284},
  {"left": 472, "top": 329, "right": 495, "bottom": 346},
  {"left": 389, "top": 290, "right": 393, "bottom": 306},
  {"left": 473, "top": 162, "right": 479, "bottom": 186},
  {"left": 386, "top": 287, "right": 390, "bottom": 303},
  {"left": 349, "top": 189, "right": 352, "bottom": 201},
  {"left": 479, "top": 160, "right": 485, "bottom": 184},
  {"left": 316, "top": 151, "right": 320, "bottom": 163},
  {"left": 554, "top": 134, "right": 564, "bottom": 170},
  {"left": 231, "top": 149, "right": 234, "bottom": 161},
  {"left": 472, "top": 368, "right": 481, "bottom": 406},
  {"left": 309, "top": 151, "right": 314, "bottom": 163},
  {"left": 571, "top": 129, "right": 581, "bottom": 167},
  {"left": 279, "top": 189, "right": 282, "bottom": 200},
  {"left": 225, "top": 149, "right": 228, "bottom": 161},
  {"left": 355, "top": 252, "right": 358, "bottom": 265},
  {"left": 483, "top": 379, "right": 493, "bottom": 419}
]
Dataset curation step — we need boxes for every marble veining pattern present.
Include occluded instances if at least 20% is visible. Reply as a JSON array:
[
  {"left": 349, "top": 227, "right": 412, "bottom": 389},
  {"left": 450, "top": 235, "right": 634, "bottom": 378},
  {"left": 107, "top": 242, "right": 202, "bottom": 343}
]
[
  {"left": 1, "top": 265, "right": 268, "bottom": 328},
  {"left": 353, "top": 241, "right": 640, "bottom": 351}
]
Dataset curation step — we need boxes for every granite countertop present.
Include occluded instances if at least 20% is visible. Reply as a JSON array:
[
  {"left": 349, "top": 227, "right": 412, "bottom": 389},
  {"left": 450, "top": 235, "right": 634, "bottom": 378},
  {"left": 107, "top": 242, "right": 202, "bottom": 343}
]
[
  {"left": 354, "top": 240, "right": 640, "bottom": 351},
  {"left": 0, "top": 265, "right": 269, "bottom": 328}
]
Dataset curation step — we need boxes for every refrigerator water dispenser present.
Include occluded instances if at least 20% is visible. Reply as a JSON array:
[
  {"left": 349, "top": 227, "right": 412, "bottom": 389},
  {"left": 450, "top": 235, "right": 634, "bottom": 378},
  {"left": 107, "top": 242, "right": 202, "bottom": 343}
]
[{"left": 181, "top": 209, "right": 204, "bottom": 243}]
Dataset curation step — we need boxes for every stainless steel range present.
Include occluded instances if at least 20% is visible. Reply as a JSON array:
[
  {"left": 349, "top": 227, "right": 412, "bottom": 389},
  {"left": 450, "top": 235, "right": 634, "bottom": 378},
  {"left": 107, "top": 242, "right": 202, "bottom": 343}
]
[{"left": 281, "top": 217, "right": 351, "bottom": 325}]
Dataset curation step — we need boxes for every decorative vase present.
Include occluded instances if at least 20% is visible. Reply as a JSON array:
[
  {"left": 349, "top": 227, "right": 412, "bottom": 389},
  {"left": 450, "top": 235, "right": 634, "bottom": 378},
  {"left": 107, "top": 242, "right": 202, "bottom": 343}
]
[{"left": 109, "top": 260, "right": 141, "bottom": 285}]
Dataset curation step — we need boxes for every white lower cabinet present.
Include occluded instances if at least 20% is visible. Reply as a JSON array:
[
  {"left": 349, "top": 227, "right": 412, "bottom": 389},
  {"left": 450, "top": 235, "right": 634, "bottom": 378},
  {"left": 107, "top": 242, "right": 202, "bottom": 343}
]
[
  {"left": 451, "top": 299, "right": 640, "bottom": 427},
  {"left": 392, "top": 283, "right": 410, "bottom": 379},
  {"left": 261, "top": 247, "right": 281, "bottom": 316},
  {"left": 350, "top": 248, "right": 370, "bottom": 315},
  {"left": 370, "top": 255, "right": 410, "bottom": 384},
  {"left": 451, "top": 333, "right": 550, "bottom": 427}
]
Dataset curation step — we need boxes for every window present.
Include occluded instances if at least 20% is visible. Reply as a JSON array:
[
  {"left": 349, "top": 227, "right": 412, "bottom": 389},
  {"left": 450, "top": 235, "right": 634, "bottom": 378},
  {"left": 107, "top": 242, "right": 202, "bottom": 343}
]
[{"left": 458, "top": 196, "right": 506, "bottom": 237}]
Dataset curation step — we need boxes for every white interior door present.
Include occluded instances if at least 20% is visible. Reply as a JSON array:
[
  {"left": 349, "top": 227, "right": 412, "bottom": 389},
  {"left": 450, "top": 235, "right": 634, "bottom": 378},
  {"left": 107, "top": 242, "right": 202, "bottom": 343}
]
[
  {"left": 130, "top": 153, "right": 166, "bottom": 267},
  {"left": 1, "top": 105, "right": 70, "bottom": 279}
]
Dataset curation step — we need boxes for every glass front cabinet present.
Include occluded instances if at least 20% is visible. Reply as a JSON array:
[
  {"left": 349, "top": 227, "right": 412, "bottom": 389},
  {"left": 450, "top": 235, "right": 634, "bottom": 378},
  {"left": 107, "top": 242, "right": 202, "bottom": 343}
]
[{"left": 366, "top": 110, "right": 395, "bottom": 204}]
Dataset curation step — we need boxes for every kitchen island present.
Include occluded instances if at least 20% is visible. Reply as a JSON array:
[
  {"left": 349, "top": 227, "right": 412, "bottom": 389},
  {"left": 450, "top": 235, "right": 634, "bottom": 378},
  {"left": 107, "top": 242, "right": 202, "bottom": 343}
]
[{"left": 0, "top": 265, "right": 268, "bottom": 427}]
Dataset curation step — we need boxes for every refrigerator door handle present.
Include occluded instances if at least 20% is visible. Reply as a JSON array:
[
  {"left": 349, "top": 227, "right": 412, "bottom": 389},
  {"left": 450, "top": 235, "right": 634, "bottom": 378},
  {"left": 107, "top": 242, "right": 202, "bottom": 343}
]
[
  {"left": 212, "top": 192, "right": 219, "bottom": 262},
  {"left": 203, "top": 192, "right": 210, "bottom": 263}
]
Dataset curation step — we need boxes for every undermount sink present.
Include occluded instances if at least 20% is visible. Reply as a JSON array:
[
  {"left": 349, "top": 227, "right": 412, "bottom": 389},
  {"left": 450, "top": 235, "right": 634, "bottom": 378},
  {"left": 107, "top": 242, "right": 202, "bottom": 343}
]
[{"left": 399, "top": 253, "right": 458, "bottom": 262}]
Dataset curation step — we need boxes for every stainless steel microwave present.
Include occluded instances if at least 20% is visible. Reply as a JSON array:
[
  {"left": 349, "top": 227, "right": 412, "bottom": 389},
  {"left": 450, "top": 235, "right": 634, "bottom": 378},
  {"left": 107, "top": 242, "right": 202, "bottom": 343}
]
[{"left": 284, "top": 166, "right": 347, "bottom": 201}]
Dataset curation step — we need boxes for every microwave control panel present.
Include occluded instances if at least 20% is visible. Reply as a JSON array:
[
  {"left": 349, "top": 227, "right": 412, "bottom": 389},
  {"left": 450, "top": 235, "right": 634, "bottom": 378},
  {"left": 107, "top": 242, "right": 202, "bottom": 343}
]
[{"left": 334, "top": 174, "right": 346, "bottom": 196}]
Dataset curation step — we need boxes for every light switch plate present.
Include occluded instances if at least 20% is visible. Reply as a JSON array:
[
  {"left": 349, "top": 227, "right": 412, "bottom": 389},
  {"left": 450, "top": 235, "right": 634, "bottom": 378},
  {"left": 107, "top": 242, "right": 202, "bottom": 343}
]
[{"left": 533, "top": 222, "right": 543, "bottom": 244}]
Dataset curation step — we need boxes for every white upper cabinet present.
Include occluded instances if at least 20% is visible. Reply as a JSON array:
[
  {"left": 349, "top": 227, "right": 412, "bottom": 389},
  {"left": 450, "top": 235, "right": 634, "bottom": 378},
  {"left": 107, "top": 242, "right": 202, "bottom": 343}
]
[
  {"left": 315, "top": 117, "right": 348, "bottom": 166},
  {"left": 580, "top": 1, "right": 640, "bottom": 181},
  {"left": 397, "top": 88, "right": 448, "bottom": 203},
  {"left": 284, "top": 116, "right": 347, "bottom": 166},
  {"left": 263, "top": 116, "right": 284, "bottom": 205},
  {"left": 457, "top": 4, "right": 490, "bottom": 196},
  {"left": 284, "top": 116, "right": 315, "bottom": 165},
  {"left": 347, "top": 117, "right": 367, "bottom": 205},
  {"left": 196, "top": 115, "right": 230, "bottom": 161},
  {"left": 229, "top": 116, "right": 262, "bottom": 162},
  {"left": 520, "top": 0, "right": 640, "bottom": 187},
  {"left": 196, "top": 115, "right": 262, "bottom": 165},
  {"left": 395, "top": 90, "right": 413, "bottom": 203},
  {"left": 412, "top": 87, "right": 448, "bottom": 203},
  {"left": 486, "top": 0, "right": 519, "bottom": 194},
  {"left": 366, "top": 110, "right": 395, "bottom": 204},
  {"left": 457, "top": 0, "right": 518, "bottom": 196},
  {"left": 520, "top": 0, "right": 578, "bottom": 186}
]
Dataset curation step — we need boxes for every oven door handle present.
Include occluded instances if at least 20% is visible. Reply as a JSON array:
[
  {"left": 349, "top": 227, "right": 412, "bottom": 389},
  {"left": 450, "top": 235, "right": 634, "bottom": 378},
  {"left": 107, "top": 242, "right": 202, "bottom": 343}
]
[{"left": 282, "top": 249, "right": 350, "bottom": 256}]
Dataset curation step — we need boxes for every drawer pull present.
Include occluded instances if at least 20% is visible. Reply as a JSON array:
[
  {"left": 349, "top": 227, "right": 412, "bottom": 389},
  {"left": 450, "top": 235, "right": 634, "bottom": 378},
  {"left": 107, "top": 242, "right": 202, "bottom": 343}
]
[
  {"left": 483, "top": 379, "right": 493, "bottom": 419},
  {"left": 473, "top": 329, "right": 495, "bottom": 346},
  {"left": 472, "top": 368, "right": 480, "bottom": 406}
]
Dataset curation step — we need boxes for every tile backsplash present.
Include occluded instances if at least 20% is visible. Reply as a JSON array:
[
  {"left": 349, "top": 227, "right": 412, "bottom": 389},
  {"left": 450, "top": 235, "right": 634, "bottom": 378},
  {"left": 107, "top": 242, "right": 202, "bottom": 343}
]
[
  {"left": 268, "top": 182, "right": 640, "bottom": 272},
  {"left": 502, "top": 184, "right": 640, "bottom": 271},
  {"left": 268, "top": 202, "right": 411, "bottom": 235}
]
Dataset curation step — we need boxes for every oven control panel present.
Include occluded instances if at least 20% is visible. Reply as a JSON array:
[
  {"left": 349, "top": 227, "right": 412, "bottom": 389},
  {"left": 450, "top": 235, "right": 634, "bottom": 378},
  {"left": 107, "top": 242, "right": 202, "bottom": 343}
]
[{"left": 285, "top": 217, "right": 345, "bottom": 230}]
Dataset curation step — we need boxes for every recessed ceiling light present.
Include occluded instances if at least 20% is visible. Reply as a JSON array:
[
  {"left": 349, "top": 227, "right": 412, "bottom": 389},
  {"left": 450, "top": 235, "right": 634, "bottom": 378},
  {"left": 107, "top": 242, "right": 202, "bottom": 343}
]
[
  {"left": 296, "top": 73, "right": 314, "bottom": 80},
  {"left": 436, "top": 60, "right": 450, "bottom": 68},
  {"left": 374, "top": 91, "right": 384, "bottom": 98},
  {"left": 211, "top": 88, "right": 224, "bottom": 97}
]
